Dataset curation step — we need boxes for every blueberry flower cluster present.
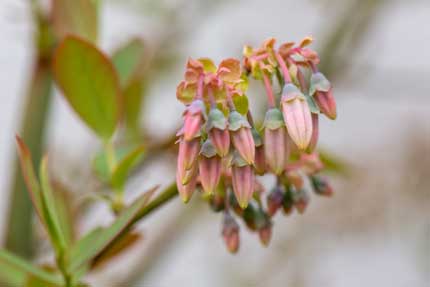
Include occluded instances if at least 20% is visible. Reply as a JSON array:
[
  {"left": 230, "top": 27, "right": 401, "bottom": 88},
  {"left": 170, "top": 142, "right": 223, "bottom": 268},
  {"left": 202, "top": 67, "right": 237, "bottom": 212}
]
[{"left": 176, "top": 37, "right": 336, "bottom": 253}]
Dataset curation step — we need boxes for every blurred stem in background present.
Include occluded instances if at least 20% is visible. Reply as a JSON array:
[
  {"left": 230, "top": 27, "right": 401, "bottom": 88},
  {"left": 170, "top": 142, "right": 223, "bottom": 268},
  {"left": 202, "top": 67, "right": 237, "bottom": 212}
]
[
  {"left": 4, "top": 3, "right": 54, "bottom": 258},
  {"left": 318, "top": 0, "right": 385, "bottom": 79}
]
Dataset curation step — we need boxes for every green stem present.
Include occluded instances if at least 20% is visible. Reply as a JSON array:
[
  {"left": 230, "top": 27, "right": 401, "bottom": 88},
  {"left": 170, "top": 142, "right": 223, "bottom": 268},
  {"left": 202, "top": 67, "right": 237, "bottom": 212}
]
[
  {"left": 133, "top": 183, "right": 178, "bottom": 223},
  {"left": 4, "top": 57, "right": 53, "bottom": 258}
]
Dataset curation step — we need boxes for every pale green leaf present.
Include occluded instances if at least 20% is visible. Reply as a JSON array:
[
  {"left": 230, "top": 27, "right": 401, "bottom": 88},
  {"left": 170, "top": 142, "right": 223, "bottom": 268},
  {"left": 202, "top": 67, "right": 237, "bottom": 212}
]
[
  {"left": 68, "top": 187, "right": 156, "bottom": 272},
  {"left": 0, "top": 249, "right": 63, "bottom": 287},
  {"left": 111, "top": 145, "right": 145, "bottom": 190}
]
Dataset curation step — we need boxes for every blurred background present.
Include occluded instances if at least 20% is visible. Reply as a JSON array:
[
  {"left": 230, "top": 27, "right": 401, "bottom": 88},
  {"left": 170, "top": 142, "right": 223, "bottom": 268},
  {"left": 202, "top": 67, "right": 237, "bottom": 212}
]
[{"left": 0, "top": 0, "right": 429, "bottom": 286}]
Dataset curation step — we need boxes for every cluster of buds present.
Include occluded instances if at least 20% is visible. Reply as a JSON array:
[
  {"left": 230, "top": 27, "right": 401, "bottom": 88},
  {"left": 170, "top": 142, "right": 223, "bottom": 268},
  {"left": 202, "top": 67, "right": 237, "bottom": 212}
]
[{"left": 176, "top": 37, "right": 336, "bottom": 253}]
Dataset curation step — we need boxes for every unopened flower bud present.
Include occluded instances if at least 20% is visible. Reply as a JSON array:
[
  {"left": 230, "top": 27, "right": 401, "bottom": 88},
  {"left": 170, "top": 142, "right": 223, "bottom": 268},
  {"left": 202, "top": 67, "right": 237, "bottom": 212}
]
[
  {"left": 177, "top": 138, "right": 199, "bottom": 187},
  {"left": 292, "top": 188, "right": 310, "bottom": 214},
  {"left": 207, "top": 108, "right": 230, "bottom": 156},
  {"left": 229, "top": 111, "right": 255, "bottom": 164},
  {"left": 199, "top": 140, "right": 222, "bottom": 196},
  {"left": 281, "top": 84, "right": 313, "bottom": 150},
  {"left": 311, "top": 175, "right": 333, "bottom": 197},
  {"left": 176, "top": 166, "right": 197, "bottom": 203},
  {"left": 222, "top": 212, "right": 240, "bottom": 253},
  {"left": 263, "top": 108, "right": 289, "bottom": 175},
  {"left": 282, "top": 186, "right": 295, "bottom": 215},
  {"left": 258, "top": 224, "right": 272, "bottom": 247},
  {"left": 267, "top": 185, "right": 284, "bottom": 216},
  {"left": 254, "top": 208, "right": 272, "bottom": 246},
  {"left": 178, "top": 137, "right": 200, "bottom": 171},
  {"left": 231, "top": 153, "right": 255, "bottom": 209},
  {"left": 310, "top": 72, "right": 337, "bottom": 120},
  {"left": 183, "top": 100, "right": 205, "bottom": 141},
  {"left": 242, "top": 204, "right": 257, "bottom": 231}
]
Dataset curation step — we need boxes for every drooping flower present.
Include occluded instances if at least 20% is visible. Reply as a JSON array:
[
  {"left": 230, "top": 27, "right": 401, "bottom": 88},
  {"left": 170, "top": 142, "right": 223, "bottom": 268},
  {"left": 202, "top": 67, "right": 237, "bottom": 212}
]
[
  {"left": 267, "top": 185, "right": 284, "bottom": 216},
  {"left": 177, "top": 137, "right": 200, "bottom": 172},
  {"left": 229, "top": 111, "right": 255, "bottom": 164},
  {"left": 207, "top": 108, "right": 230, "bottom": 157},
  {"left": 231, "top": 152, "right": 255, "bottom": 209},
  {"left": 309, "top": 72, "right": 337, "bottom": 120},
  {"left": 182, "top": 99, "right": 206, "bottom": 141},
  {"left": 311, "top": 175, "right": 333, "bottom": 197},
  {"left": 263, "top": 108, "right": 289, "bottom": 175},
  {"left": 199, "top": 139, "right": 222, "bottom": 196},
  {"left": 176, "top": 165, "right": 197, "bottom": 203},
  {"left": 281, "top": 84, "right": 313, "bottom": 150},
  {"left": 222, "top": 212, "right": 240, "bottom": 253}
]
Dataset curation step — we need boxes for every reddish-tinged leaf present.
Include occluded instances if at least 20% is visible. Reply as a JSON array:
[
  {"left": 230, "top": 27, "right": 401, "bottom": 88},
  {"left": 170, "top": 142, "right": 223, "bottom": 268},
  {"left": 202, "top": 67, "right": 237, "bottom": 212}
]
[
  {"left": 53, "top": 35, "right": 121, "bottom": 140},
  {"left": 218, "top": 58, "right": 241, "bottom": 82}
]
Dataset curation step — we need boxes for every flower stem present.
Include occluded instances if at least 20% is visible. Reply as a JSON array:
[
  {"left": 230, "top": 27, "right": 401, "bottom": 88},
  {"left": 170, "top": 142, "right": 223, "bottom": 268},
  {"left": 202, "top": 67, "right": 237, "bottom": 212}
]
[
  {"left": 274, "top": 52, "right": 291, "bottom": 84},
  {"left": 261, "top": 71, "right": 276, "bottom": 108}
]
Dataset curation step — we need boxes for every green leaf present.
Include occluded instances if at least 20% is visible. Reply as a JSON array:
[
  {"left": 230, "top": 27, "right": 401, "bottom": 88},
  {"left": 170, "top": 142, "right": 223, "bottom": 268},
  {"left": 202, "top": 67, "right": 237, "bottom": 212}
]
[
  {"left": 15, "top": 137, "right": 45, "bottom": 225},
  {"left": 0, "top": 249, "right": 63, "bottom": 287},
  {"left": 122, "top": 79, "right": 144, "bottom": 136},
  {"left": 53, "top": 35, "right": 121, "bottom": 140},
  {"left": 16, "top": 138, "right": 69, "bottom": 258},
  {"left": 92, "top": 146, "right": 133, "bottom": 182},
  {"left": 232, "top": 94, "right": 249, "bottom": 115},
  {"left": 111, "top": 145, "right": 145, "bottom": 190},
  {"left": 39, "top": 157, "right": 69, "bottom": 254},
  {"left": 112, "top": 38, "right": 145, "bottom": 87},
  {"left": 68, "top": 187, "right": 157, "bottom": 272},
  {"left": 197, "top": 58, "right": 217, "bottom": 73},
  {"left": 52, "top": 0, "right": 98, "bottom": 43}
]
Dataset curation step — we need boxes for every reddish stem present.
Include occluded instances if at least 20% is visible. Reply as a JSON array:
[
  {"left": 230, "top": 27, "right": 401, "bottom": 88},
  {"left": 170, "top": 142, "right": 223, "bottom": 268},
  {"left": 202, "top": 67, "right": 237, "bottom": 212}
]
[
  {"left": 261, "top": 70, "right": 276, "bottom": 108},
  {"left": 196, "top": 74, "right": 204, "bottom": 100},
  {"left": 309, "top": 61, "right": 318, "bottom": 73},
  {"left": 274, "top": 51, "right": 291, "bottom": 84},
  {"left": 207, "top": 86, "right": 216, "bottom": 108},
  {"left": 287, "top": 58, "right": 307, "bottom": 94},
  {"left": 226, "top": 87, "right": 236, "bottom": 111},
  {"left": 252, "top": 53, "right": 269, "bottom": 61}
]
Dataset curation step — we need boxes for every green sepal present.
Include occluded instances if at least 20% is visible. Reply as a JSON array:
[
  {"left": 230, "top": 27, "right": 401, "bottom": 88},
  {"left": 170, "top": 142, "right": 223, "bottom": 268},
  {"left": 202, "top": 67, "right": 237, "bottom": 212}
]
[
  {"left": 309, "top": 72, "right": 331, "bottom": 96},
  {"left": 263, "top": 108, "right": 284, "bottom": 130},
  {"left": 281, "top": 83, "right": 306, "bottom": 102},
  {"left": 251, "top": 128, "right": 263, "bottom": 147},
  {"left": 200, "top": 139, "right": 217, "bottom": 158},
  {"left": 231, "top": 150, "right": 250, "bottom": 167},
  {"left": 228, "top": 111, "right": 251, "bottom": 131},
  {"left": 305, "top": 94, "right": 320, "bottom": 114},
  {"left": 206, "top": 108, "right": 227, "bottom": 131}
]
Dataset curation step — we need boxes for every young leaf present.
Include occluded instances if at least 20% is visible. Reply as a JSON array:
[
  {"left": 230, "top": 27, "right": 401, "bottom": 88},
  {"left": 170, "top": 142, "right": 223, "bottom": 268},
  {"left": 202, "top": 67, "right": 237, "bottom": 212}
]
[
  {"left": 53, "top": 35, "right": 121, "bottom": 140},
  {"left": 16, "top": 138, "right": 69, "bottom": 257},
  {"left": 111, "top": 145, "right": 145, "bottom": 190},
  {"left": 92, "top": 146, "right": 134, "bottom": 182},
  {"left": 15, "top": 137, "right": 44, "bottom": 223},
  {"left": 39, "top": 157, "right": 69, "bottom": 253},
  {"left": 232, "top": 93, "right": 249, "bottom": 115},
  {"left": 68, "top": 186, "right": 157, "bottom": 272},
  {"left": 0, "top": 249, "right": 63, "bottom": 287},
  {"left": 112, "top": 38, "right": 146, "bottom": 86},
  {"left": 122, "top": 79, "right": 144, "bottom": 135}
]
